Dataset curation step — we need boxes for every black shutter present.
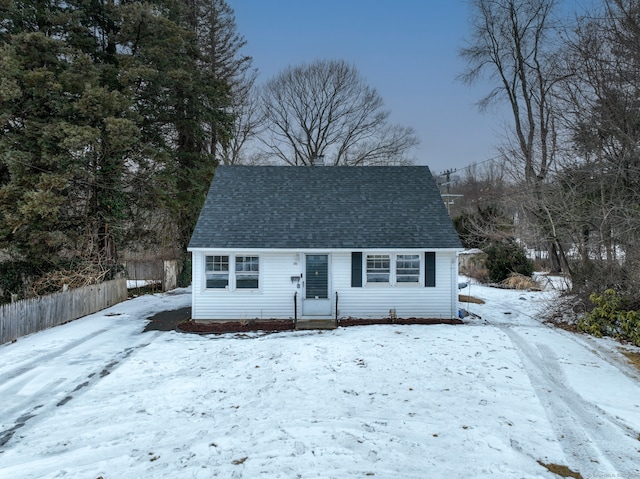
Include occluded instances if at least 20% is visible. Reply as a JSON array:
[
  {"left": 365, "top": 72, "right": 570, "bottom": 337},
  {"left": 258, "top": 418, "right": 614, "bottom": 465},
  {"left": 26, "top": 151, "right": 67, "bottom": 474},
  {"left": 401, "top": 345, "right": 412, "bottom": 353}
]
[
  {"left": 351, "top": 252, "right": 363, "bottom": 287},
  {"left": 425, "top": 252, "right": 436, "bottom": 287}
]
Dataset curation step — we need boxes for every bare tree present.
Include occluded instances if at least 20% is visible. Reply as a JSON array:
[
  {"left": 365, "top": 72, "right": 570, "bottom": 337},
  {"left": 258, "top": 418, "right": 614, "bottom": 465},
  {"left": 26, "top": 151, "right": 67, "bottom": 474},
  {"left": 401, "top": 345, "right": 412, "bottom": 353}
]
[
  {"left": 459, "top": 0, "right": 570, "bottom": 272},
  {"left": 554, "top": 0, "right": 640, "bottom": 294},
  {"left": 460, "top": 0, "right": 563, "bottom": 183},
  {"left": 258, "top": 59, "right": 418, "bottom": 166},
  {"left": 218, "top": 70, "right": 267, "bottom": 164},
  {"left": 449, "top": 160, "right": 515, "bottom": 248}
]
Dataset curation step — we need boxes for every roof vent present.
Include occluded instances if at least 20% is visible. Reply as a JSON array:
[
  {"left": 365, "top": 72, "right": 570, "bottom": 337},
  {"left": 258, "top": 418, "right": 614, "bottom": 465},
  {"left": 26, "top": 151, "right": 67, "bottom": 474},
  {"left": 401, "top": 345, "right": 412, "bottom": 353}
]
[{"left": 312, "top": 154, "right": 325, "bottom": 166}]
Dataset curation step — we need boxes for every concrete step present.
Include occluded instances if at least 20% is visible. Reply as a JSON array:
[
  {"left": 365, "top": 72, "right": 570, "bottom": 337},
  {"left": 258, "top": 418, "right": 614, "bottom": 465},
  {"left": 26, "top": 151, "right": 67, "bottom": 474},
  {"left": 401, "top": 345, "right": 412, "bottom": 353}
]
[{"left": 295, "top": 319, "right": 337, "bottom": 330}]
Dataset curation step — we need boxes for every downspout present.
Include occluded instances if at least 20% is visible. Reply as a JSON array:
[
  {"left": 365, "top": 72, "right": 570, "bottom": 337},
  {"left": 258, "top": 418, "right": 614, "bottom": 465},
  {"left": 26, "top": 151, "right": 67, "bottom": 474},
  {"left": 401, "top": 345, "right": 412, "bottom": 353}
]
[{"left": 452, "top": 254, "right": 459, "bottom": 319}]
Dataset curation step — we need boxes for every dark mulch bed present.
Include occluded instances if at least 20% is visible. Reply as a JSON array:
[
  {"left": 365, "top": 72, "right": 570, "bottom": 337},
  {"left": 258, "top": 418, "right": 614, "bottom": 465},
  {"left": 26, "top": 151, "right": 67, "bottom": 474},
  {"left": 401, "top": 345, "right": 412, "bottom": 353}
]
[
  {"left": 178, "top": 319, "right": 295, "bottom": 334},
  {"left": 339, "top": 318, "right": 463, "bottom": 327},
  {"left": 177, "top": 317, "right": 463, "bottom": 334}
]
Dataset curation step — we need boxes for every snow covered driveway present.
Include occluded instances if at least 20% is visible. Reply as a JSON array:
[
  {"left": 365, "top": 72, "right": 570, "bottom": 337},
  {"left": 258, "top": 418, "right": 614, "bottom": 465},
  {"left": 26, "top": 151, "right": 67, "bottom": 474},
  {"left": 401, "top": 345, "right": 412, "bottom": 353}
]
[
  {"left": 1, "top": 284, "right": 639, "bottom": 478},
  {"left": 468, "top": 285, "right": 640, "bottom": 478}
]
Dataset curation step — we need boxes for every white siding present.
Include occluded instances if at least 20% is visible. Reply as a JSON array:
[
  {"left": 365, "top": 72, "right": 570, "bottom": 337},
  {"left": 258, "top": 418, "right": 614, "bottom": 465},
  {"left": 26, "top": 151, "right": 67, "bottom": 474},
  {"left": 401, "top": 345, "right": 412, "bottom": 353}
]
[
  {"left": 191, "top": 250, "right": 459, "bottom": 320},
  {"left": 192, "top": 251, "right": 301, "bottom": 320},
  {"left": 332, "top": 251, "right": 458, "bottom": 319}
]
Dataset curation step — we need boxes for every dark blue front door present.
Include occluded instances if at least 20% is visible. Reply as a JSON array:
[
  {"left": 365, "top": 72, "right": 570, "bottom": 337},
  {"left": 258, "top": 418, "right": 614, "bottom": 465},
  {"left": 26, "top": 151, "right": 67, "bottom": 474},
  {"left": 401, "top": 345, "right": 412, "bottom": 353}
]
[{"left": 304, "top": 254, "right": 331, "bottom": 315}]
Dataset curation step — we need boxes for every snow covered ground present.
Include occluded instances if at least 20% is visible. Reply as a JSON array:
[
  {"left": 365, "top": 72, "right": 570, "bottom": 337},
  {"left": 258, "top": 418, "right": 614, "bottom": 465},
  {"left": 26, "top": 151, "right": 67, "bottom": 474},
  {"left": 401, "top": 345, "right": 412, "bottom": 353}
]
[{"left": 1, "top": 280, "right": 640, "bottom": 479}]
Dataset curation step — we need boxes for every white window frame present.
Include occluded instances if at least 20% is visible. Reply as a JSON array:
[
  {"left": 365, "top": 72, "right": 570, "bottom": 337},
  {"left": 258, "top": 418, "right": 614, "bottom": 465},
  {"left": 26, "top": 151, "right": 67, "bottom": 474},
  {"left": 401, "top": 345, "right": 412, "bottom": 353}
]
[
  {"left": 205, "top": 255, "right": 229, "bottom": 289},
  {"left": 203, "top": 254, "right": 261, "bottom": 291},
  {"left": 366, "top": 254, "right": 391, "bottom": 283},
  {"left": 396, "top": 254, "right": 421, "bottom": 284},
  {"left": 235, "top": 255, "right": 260, "bottom": 290},
  {"left": 364, "top": 253, "right": 423, "bottom": 286}
]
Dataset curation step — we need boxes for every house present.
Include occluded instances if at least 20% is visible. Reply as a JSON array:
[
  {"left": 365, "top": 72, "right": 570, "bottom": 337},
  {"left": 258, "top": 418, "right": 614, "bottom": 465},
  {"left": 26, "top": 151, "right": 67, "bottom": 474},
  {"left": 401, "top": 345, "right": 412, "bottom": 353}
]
[{"left": 187, "top": 165, "right": 463, "bottom": 322}]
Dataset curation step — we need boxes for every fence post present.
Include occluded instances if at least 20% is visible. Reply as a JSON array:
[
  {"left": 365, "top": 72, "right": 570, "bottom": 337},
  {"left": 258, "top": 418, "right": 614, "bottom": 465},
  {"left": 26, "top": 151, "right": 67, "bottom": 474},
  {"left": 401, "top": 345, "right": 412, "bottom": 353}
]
[{"left": 163, "top": 260, "right": 178, "bottom": 291}]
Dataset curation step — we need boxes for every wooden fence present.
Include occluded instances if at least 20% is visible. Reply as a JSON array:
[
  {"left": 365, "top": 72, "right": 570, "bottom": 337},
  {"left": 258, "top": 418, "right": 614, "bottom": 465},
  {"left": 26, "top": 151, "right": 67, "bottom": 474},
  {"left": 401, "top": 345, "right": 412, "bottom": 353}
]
[
  {"left": 0, "top": 278, "right": 127, "bottom": 345},
  {"left": 123, "top": 259, "right": 179, "bottom": 292}
]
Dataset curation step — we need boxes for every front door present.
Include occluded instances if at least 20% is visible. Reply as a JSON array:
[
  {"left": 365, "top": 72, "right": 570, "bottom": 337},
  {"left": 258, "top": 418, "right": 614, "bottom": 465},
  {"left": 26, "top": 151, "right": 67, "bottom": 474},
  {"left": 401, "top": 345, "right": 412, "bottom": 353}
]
[{"left": 303, "top": 254, "right": 331, "bottom": 316}]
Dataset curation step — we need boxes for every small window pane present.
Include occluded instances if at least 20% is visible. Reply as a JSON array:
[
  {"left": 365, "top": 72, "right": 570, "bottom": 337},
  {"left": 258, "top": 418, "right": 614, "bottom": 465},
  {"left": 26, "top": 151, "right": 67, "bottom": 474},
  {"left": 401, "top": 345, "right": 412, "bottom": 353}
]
[
  {"left": 397, "top": 254, "right": 420, "bottom": 283},
  {"left": 236, "top": 256, "right": 259, "bottom": 272},
  {"left": 206, "top": 255, "right": 229, "bottom": 272},
  {"left": 206, "top": 275, "right": 229, "bottom": 288},
  {"left": 366, "top": 254, "right": 390, "bottom": 283},
  {"left": 236, "top": 275, "right": 259, "bottom": 289},
  {"left": 205, "top": 255, "right": 229, "bottom": 288},
  {"left": 236, "top": 256, "right": 259, "bottom": 289}
]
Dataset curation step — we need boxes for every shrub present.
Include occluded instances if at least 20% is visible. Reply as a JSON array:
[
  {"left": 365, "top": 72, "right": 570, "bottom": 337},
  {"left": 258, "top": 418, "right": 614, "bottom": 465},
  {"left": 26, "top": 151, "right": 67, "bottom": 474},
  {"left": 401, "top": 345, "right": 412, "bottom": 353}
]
[
  {"left": 0, "top": 261, "right": 35, "bottom": 304},
  {"left": 484, "top": 239, "right": 533, "bottom": 283},
  {"left": 578, "top": 289, "right": 640, "bottom": 346},
  {"left": 500, "top": 273, "right": 541, "bottom": 290},
  {"left": 177, "top": 255, "right": 192, "bottom": 288}
]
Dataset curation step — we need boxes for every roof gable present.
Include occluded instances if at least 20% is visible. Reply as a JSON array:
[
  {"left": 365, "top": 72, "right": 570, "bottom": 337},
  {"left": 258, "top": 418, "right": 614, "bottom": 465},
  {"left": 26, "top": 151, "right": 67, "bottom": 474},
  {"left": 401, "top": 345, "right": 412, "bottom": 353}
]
[{"left": 188, "top": 166, "right": 462, "bottom": 249}]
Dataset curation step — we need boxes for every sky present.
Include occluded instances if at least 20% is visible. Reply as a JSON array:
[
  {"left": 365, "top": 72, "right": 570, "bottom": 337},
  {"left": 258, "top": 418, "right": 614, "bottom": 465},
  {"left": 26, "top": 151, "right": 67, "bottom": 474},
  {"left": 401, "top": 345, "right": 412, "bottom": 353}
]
[{"left": 229, "top": 0, "right": 508, "bottom": 174}]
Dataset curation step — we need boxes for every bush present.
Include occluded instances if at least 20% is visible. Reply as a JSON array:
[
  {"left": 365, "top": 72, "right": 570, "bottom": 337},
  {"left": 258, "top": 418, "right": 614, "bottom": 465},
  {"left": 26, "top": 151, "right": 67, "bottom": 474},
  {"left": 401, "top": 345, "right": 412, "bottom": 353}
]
[
  {"left": 578, "top": 289, "right": 640, "bottom": 346},
  {"left": 571, "top": 260, "right": 632, "bottom": 295},
  {"left": 177, "top": 255, "right": 192, "bottom": 288},
  {"left": 500, "top": 273, "right": 541, "bottom": 290},
  {"left": 0, "top": 261, "right": 35, "bottom": 304},
  {"left": 484, "top": 240, "right": 534, "bottom": 283}
]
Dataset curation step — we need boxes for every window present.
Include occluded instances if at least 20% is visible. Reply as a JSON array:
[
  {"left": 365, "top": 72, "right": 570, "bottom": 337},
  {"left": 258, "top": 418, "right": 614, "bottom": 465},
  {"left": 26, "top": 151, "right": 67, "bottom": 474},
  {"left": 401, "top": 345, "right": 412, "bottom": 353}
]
[
  {"left": 396, "top": 254, "right": 420, "bottom": 283},
  {"left": 366, "top": 254, "right": 390, "bottom": 283},
  {"left": 236, "top": 256, "right": 259, "bottom": 289},
  {"left": 205, "top": 255, "right": 229, "bottom": 288},
  {"left": 363, "top": 253, "right": 423, "bottom": 285}
]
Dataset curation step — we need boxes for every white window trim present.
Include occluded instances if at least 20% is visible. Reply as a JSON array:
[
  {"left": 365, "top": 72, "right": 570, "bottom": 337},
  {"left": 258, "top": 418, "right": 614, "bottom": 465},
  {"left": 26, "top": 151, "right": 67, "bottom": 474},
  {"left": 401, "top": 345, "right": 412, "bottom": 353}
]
[
  {"left": 366, "top": 254, "right": 391, "bottom": 284},
  {"left": 205, "top": 255, "right": 230, "bottom": 289},
  {"left": 203, "top": 253, "right": 261, "bottom": 292},
  {"left": 396, "top": 253, "right": 421, "bottom": 285},
  {"left": 364, "top": 253, "right": 423, "bottom": 287},
  {"left": 235, "top": 255, "right": 260, "bottom": 291}
]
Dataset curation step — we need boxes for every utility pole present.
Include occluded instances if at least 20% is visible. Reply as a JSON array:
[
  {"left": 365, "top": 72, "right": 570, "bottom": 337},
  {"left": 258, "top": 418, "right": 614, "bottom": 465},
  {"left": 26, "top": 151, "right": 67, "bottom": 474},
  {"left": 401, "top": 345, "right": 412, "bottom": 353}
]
[
  {"left": 439, "top": 169, "right": 463, "bottom": 216},
  {"left": 445, "top": 169, "right": 452, "bottom": 213}
]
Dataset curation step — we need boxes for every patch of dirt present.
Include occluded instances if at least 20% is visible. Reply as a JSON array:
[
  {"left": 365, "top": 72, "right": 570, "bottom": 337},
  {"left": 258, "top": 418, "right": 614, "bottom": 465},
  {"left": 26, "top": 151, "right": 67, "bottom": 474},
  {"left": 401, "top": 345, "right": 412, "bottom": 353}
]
[
  {"left": 179, "top": 319, "right": 294, "bottom": 334},
  {"left": 144, "top": 307, "right": 464, "bottom": 334},
  {"left": 459, "top": 294, "right": 485, "bottom": 304},
  {"left": 338, "top": 318, "right": 463, "bottom": 327},
  {"left": 537, "top": 461, "right": 583, "bottom": 479},
  {"left": 176, "top": 317, "right": 463, "bottom": 334},
  {"left": 621, "top": 350, "right": 640, "bottom": 374}
]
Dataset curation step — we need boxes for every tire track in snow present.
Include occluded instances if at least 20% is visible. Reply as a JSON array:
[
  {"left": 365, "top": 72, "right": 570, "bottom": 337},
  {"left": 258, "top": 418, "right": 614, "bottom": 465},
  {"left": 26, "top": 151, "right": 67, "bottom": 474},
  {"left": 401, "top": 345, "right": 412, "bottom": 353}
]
[
  {"left": 0, "top": 331, "right": 162, "bottom": 450},
  {"left": 0, "top": 377, "right": 66, "bottom": 419},
  {"left": 486, "top": 296, "right": 640, "bottom": 390},
  {"left": 502, "top": 326, "right": 640, "bottom": 478},
  {"left": 0, "top": 327, "right": 112, "bottom": 382}
]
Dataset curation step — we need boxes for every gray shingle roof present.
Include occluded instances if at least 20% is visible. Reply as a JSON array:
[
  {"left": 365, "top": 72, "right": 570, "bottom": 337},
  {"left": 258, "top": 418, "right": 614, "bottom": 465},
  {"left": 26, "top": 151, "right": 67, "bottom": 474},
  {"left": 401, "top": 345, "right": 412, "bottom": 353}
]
[{"left": 188, "top": 166, "right": 463, "bottom": 250}]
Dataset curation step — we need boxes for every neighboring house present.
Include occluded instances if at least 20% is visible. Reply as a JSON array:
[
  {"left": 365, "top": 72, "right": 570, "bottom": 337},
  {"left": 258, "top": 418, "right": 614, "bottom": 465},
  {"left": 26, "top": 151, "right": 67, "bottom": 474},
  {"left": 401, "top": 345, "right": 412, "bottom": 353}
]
[{"left": 187, "top": 165, "right": 463, "bottom": 321}]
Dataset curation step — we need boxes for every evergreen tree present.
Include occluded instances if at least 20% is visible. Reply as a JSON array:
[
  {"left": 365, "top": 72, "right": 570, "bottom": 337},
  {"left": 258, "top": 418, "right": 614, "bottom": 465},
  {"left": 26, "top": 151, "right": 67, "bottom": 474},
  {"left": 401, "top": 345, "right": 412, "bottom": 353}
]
[
  {"left": 484, "top": 240, "right": 534, "bottom": 283},
  {"left": 0, "top": 0, "right": 237, "bottom": 294},
  {"left": 118, "top": 0, "right": 233, "bottom": 251},
  {"left": 0, "top": 0, "right": 139, "bottom": 275}
]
